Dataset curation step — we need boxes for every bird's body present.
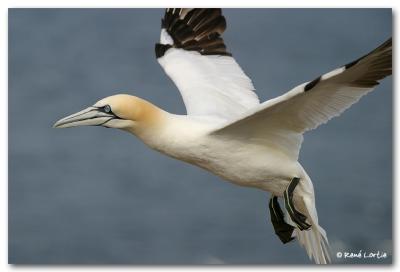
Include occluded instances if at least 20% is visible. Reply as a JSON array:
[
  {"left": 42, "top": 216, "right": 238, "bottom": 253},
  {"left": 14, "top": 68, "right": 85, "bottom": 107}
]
[
  {"left": 54, "top": 8, "right": 392, "bottom": 264},
  {"left": 132, "top": 109, "right": 301, "bottom": 195}
]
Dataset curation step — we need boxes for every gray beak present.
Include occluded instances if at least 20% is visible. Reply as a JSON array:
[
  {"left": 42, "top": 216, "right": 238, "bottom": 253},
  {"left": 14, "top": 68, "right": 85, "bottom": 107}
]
[{"left": 53, "top": 106, "right": 115, "bottom": 128}]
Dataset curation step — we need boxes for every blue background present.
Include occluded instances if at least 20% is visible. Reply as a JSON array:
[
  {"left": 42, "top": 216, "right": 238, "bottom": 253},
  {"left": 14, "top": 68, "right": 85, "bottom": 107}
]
[{"left": 9, "top": 9, "right": 392, "bottom": 264}]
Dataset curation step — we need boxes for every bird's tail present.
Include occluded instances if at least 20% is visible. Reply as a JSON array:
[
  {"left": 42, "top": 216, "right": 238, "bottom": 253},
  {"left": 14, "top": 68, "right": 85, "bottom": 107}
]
[
  {"left": 287, "top": 172, "right": 331, "bottom": 264},
  {"left": 290, "top": 192, "right": 331, "bottom": 264},
  {"left": 294, "top": 221, "right": 331, "bottom": 264}
]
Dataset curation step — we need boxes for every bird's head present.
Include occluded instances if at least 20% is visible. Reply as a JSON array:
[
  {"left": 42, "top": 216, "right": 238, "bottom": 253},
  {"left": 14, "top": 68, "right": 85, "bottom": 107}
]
[{"left": 53, "top": 94, "right": 163, "bottom": 132}]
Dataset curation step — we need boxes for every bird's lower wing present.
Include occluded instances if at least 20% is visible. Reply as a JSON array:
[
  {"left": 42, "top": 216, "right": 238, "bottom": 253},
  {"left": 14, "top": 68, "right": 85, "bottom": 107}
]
[{"left": 210, "top": 38, "right": 392, "bottom": 160}]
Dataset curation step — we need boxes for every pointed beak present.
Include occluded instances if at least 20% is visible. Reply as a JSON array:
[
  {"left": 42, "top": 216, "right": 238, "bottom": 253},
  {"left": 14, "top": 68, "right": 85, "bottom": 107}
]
[{"left": 53, "top": 106, "right": 115, "bottom": 128}]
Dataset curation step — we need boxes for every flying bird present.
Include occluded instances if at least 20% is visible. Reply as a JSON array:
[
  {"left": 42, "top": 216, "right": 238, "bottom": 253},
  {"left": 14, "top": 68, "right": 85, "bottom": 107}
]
[{"left": 53, "top": 8, "right": 392, "bottom": 264}]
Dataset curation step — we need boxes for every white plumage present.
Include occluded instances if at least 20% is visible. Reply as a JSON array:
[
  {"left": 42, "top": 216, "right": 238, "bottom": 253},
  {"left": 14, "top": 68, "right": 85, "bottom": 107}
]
[
  {"left": 54, "top": 8, "right": 392, "bottom": 264},
  {"left": 158, "top": 47, "right": 259, "bottom": 120}
]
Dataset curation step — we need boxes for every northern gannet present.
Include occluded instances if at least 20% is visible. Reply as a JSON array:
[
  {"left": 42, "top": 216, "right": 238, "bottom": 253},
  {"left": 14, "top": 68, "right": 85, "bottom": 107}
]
[{"left": 53, "top": 8, "right": 392, "bottom": 264}]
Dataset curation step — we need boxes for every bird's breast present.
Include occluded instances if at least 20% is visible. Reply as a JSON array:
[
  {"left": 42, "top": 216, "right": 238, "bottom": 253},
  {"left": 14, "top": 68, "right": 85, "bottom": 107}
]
[
  {"left": 149, "top": 131, "right": 298, "bottom": 188},
  {"left": 133, "top": 116, "right": 300, "bottom": 190}
]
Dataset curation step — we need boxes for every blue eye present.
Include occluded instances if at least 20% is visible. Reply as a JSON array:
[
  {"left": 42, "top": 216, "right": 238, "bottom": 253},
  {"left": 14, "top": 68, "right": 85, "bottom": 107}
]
[{"left": 104, "top": 105, "right": 111, "bottom": 113}]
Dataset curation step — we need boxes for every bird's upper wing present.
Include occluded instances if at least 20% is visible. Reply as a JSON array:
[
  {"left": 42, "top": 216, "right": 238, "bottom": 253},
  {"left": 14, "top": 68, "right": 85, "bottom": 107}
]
[
  {"left": 211, "top": 38, "right": 392, "bottom": 160},
  {"left": 156, "top": 8, "right": 260, "bottom": 121}
]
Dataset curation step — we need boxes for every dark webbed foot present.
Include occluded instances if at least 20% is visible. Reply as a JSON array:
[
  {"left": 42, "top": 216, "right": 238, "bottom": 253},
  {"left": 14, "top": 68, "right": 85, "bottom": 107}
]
[
  {"left": 269, "top": 196, "right": 295, "bottom": 244},
  {"left": 284, "top": 177, "right": 311, "bottom": 231}
]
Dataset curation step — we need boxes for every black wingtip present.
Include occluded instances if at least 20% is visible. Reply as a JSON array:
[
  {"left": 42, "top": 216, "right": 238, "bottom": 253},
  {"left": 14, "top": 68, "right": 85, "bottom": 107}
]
[
  {"left": 156, "top": 8, "right": 232, "bottom": 58},
  {"left": 344, "top": 37, "right": 392, "bottom": 70}
]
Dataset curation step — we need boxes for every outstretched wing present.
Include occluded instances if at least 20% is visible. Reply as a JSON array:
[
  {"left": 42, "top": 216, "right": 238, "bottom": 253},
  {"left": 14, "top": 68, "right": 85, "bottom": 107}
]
[
  {"left": 156, "top": 8, "right": 260, "bottom": 121},
  {"left": 211, "top": 38, "right": 392, "bottom": 159}
]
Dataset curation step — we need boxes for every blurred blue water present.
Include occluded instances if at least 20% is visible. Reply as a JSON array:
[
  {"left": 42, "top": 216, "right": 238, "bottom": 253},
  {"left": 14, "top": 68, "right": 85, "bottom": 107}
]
[{"left": 9, "top": 8, "right": 392, "bottom": 264}]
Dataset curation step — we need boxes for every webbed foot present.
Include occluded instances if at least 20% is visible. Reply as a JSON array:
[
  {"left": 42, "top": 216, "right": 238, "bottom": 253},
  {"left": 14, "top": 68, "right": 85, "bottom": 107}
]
[
  {"left": 283, "top": 177, "right": 311, "bottom": 231},
  {"left": 269, "top": 195, "right": 295, "bottom": 244}
]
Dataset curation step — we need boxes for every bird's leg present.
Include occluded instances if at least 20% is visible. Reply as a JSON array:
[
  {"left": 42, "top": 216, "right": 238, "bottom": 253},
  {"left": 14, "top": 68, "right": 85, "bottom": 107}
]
[
  {"left": 268, "top": 195, "right": 295, "bottom": 244},
  {"left": 284, "top": 177, "right": 312, "bottom": 231}
]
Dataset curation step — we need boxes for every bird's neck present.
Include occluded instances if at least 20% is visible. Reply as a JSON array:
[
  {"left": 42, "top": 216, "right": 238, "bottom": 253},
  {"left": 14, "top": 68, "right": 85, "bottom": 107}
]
[
  {"left": 124, "top": 100, "right": 170, "bottom": 140},
  {"left": 122, "top": 99, "right": 216, "bottom": 157}
]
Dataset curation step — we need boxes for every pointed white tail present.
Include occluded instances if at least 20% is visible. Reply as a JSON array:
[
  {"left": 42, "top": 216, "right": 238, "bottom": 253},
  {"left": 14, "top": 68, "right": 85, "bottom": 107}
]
[
  {"left": 290, "top": 170, "right": 331, "bottom": 264},
  {"left": 294, "top": 224, "right": 331, "bottom": 264},
  {"left": 296, "top": 184, "right": 331, "bottom": 264}
]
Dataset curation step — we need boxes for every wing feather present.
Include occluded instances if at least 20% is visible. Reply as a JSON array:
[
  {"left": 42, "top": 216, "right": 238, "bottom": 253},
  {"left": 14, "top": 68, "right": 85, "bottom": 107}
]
[
  {"left": 156, "top": 8, "right": 259, "bottom": 120},
  {"left": 211, "top": 38, "right": 392, "bottom": 159}
]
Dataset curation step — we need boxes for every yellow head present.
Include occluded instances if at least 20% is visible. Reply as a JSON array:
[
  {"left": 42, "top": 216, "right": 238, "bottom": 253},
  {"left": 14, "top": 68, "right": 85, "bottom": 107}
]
[{"left": 53, "top": 94, "right": 164, "bottom": 133}]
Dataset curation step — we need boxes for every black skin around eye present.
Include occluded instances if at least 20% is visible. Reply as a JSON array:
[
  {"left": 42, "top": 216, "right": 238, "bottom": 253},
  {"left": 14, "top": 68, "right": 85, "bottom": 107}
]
[
  {"left": 96, "top": 105, "right": 122, "bottom": 120},
  {"left": 104, "top": 105, "right": 111, "bottom": 113}
]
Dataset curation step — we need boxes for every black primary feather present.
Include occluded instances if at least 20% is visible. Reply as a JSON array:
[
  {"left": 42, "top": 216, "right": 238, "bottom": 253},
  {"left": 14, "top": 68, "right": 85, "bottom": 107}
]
[{"left": 156, "top": 8, "right": 231, "bottom": 58}]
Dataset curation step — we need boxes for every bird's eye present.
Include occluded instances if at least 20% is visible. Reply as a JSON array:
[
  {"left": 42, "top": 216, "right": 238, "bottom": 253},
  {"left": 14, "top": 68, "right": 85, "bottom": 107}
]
[{"left": 104, "top": 105, "right": 111, "bottom": 113}]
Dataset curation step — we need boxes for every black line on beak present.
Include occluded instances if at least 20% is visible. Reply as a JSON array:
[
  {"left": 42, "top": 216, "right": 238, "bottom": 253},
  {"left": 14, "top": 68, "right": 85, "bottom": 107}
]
[
  {"left": 62, "top": 107, "right": 98, "bottom": 122},
  {"left": 95, "top": 117, "right": 115, "bottom": 127},
  {"left": 94, "top": 106, "right": 123, "bottom": 120}
]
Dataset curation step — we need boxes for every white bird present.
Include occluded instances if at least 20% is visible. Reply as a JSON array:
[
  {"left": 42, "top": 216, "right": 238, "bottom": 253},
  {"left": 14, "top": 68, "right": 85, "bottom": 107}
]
[{"left": 53, "top": 8, "right": 392, "bottom": 264}]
